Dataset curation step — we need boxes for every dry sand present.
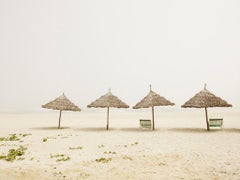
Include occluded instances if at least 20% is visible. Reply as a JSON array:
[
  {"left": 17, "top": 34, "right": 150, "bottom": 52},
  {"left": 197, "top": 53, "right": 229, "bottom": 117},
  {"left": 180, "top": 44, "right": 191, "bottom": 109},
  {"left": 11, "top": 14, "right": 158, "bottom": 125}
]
[{"left": 0, "top": 110, "right": 240, "bottom": 179}]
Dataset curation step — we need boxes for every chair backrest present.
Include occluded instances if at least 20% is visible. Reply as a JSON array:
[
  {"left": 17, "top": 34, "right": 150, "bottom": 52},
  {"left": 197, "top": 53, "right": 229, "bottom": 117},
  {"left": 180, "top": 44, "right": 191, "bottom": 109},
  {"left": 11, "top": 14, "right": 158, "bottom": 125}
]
[
  {"left": 209, "top": 118, "right": 223, "bottom": 127},
  {"left": 140, "top": 119, "right": 152, "bottom": 128}
]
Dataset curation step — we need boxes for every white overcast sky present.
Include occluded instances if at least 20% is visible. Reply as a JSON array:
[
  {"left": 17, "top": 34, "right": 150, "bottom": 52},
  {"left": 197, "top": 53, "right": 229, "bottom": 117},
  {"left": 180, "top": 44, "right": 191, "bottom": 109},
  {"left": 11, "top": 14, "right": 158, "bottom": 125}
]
[{"left": 0, "top": 0, "right": 239, "bottom": 112}]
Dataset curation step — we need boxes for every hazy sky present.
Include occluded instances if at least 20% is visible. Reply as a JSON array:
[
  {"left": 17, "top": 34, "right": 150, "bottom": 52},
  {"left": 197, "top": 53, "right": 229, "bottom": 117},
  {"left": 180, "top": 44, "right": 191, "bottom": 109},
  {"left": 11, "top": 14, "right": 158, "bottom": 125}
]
[{"left": 0, "top": 0, "right": 239, "bottom": 112}]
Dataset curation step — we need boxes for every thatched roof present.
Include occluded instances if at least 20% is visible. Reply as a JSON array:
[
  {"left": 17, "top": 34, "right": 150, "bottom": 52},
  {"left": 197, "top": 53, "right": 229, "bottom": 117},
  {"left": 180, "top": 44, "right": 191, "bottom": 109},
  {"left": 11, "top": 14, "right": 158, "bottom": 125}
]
[
  {"left": 182, "top": 85, "right": 232, "bottom": 108},
  {"left": 42, "top": 93, "right": 81, "bottom": 111},
  {"left": 133, "top": 86, "right": 175, "bottom": 109},
  {"left": 87, "top": 89, "right": 129, "bottom": 108}
]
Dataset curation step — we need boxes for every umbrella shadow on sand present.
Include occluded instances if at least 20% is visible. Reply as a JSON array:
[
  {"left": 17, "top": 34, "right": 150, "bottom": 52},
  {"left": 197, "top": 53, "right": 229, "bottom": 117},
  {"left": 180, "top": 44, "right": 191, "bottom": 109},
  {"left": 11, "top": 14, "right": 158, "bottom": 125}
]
[
  {"left": 30, "top": 126, "right": 71, "bottom": 130},
  {"left": 74, "top": 127, "right": 116, "bottom": 132},
  {"left": 168, "top": 127, "right": 240, "bottom": 133},
  {"left": 119, "top": 127, "right": 155, "bottom": 132},
  {"left": 74, "top": 127, "right": 151, "bottom": 132},
  {"left": 168, "top": 128, "right": 215, "bottom": 133},
  {"left": 222, "top": 128, "right": 240, "bottom": 133}
]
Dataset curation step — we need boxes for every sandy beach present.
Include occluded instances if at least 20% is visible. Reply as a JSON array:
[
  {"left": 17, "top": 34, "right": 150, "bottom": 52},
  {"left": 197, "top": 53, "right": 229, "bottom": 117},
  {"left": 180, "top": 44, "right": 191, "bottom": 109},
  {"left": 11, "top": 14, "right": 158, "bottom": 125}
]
[
  {"left": 0, "top": 109, "right": 240, "bottom": 180},
  {"left": 1, "top": 0, "right": 240, "bottom": 179}
]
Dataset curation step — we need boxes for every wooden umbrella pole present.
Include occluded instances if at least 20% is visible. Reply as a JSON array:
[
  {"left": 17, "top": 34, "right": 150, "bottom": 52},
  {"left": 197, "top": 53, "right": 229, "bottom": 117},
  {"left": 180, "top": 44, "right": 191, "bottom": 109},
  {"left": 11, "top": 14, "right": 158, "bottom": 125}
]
[
  {"left": 58, "top": 110, "right": 62, "bottom": 129},
  {"left": 106, "top": 107, "right": 110, "bottom": 130},
  {"left": 205, "top": 107, "right": 210, "bottom": 131},
  {"left": 152, "top": 106, "right": 155, "bottom": 130}
]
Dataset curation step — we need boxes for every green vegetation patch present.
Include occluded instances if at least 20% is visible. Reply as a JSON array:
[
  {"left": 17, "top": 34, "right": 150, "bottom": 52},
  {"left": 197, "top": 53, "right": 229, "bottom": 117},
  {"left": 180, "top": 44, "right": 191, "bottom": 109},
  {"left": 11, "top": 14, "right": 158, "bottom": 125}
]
[
  {"left": 42, "top": 136, "right": 58, "bottom": 142},
  {"left": 69, "top": 146, "right": 83, "bottom": 150},
  {"left": 50, "top": 154, "right": 65, "bottom": 158},
  {"left": 0, "top": 145, "right": 27, "bottom": 162},
  {"left": 95, "top": 157, "right": 112, "bottom": 163},
  {"left": 56, "top": 156, "right": 70, "bottom": 162},
  {"left": 0, "top": 133, "right": 32, "bottom": 142},
  {"left": 122, "top": 155, "right": 133, "bottom": 161},
  {"left": 50, "top": 154, "right": 70, "bottom": 162},
  {"left": 103, "top": 151, "right": 116, "bottom": 154},
  {"left": 20, "top": 133, "right": 32, "bottom": 137},
  {"left": 0, "top": 134, "right": 21, "bottom": 141},
  {"left": 131, "top": 142, "right": 139, "bottom": 146},
  {"left": 98, "top": 145, "right": 105, "bottom": 148}
]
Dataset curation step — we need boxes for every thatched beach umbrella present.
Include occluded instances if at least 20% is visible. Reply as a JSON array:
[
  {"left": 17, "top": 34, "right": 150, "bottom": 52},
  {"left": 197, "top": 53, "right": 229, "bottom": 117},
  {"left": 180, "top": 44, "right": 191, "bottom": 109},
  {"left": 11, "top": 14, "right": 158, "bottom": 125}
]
[
  {"left": 133, "top": 85, "right": 175, "bottom": 130},
  {"left": 181, "top": 84, "right": 232, "bottom": 131},
  {"left": 87, "top": 89, "right": 129, "bottom": 130},
  {"left": 42, "top": 93, "right": 81, "bottom": 128}
]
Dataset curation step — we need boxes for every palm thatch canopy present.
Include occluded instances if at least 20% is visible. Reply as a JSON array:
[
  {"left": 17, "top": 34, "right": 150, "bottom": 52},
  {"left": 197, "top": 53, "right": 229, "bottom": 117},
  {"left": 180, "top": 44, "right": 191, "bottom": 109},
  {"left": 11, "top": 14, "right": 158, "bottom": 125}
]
[
  {"left": 42, "top": 93, "right": 81, "bottom": 111},
  {"left": 133, "top": 85, "right": 175, "bottom": 130},
  {"left": 87, "top": 90, "right": 129, "bottom": 108},
  {"left": 181, "top": 86, "right": 232, "bottom": 108},
  {"left": 181, "top": 84, "right": 232, "bottom": 131},
  {"left": 42, "top": 93, "right": 81, "bottom": 128},
  {"left": 87, "top": 89, "right": 129, "bottom": 130},
  {"left": 133, "top": 88, "right": 174, "bottom": 109}
]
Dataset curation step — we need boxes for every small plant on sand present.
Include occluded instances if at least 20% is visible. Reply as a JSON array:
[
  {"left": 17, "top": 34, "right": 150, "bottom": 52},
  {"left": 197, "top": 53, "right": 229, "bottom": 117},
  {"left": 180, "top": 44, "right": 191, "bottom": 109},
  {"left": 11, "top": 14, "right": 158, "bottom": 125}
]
[
  {"left": 104, "top": 151, "right": 116, "bottom": 154},
  {"left": 50, "top": 154, "right": 70, "bottom": 162},
  {"left": 131, "top": 142, "right": 139, "bottom": 146},
  {"left": 0, "top": 134, "right": 21, "bottom": 141},
  {"left": 69, "top": 146, "right": 83, "bottom": 150},
  {"left": 50, "top": 154, "right": 65, "bottom": 158},
  {"left": 42, "top": 136, "right": 57, "bottom": 142},
  {"left": 0, "top": 145, "right": 27, "bottom": 162},
  {"left": 79, "top": 172, "right": 90, "bottom": 178},
  {"left": 9, "top": 134, "right": 21, "bottom": 141},
  {"left": 122, "top": 155, "right": 133, "bottom": 161},
  {"left": 158, "top": 162, "right": 166, "bottom": 166},
  {"left": 20, "top": 133, "right": 32, "bottom": 137},
  {"left": 56, "top": 156, "right": 70, "bottom": 162},
  {"left": 0, "top": 134, "right": 32, "bottom": 143},
  {"left": 95, "top": 157, "right": 112, "bottom": 163},
  {"left": 0, "top": 155, "right": 6, "bottom": 160},
  {"left": 98, "top": 145, "right": 105, "bottom": 148},
  {"left": 17, "top": 157, "right": 25, "bottom": 161}
]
